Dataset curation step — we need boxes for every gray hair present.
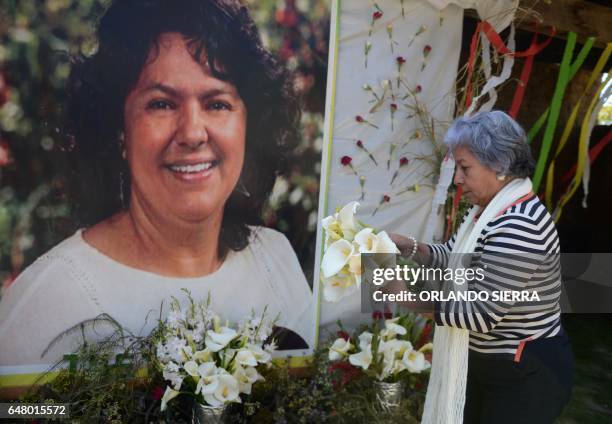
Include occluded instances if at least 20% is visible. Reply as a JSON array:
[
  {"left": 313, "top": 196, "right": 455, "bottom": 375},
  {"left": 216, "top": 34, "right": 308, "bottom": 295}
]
[{"left": 444, "top": 110, "right": 535, "bottom": 178}]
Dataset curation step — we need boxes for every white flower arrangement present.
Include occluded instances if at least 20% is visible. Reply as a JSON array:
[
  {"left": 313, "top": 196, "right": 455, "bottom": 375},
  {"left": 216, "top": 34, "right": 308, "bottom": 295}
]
[
  {"left": 328, "top": 315, "right": 432, "bottom": 382},
  {"left": 155, "top": 292, "right": 277, "bottom": 410},
  {"left": 321, "top": 201, "right": 400, "bottom": 302}
]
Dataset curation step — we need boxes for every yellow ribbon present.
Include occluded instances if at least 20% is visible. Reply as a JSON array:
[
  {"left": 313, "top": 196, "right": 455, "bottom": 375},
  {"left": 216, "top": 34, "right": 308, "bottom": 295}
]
[
  {"left": 553, "top": 44, "right": 612, "bottom": 221},
  {"left": 545, "top": 43, "right": 612, "bottom": 208}
]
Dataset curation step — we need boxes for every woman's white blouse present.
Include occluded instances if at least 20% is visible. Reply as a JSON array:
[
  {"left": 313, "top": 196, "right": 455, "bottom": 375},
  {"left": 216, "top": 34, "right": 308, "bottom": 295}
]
[{"left": 0, "top": 227, "right": 312, "bottom": 366}]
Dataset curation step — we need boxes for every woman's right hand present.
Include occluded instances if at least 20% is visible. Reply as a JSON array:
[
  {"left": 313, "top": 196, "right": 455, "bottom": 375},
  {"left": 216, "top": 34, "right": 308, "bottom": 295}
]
[{"left": 387, "top": 233, "right": 414, "bottom": 258}]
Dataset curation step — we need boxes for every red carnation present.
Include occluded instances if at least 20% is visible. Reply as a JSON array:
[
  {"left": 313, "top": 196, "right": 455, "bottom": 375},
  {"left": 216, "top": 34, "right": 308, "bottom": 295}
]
[
  {"left": 340, "top": 155, "right": 352, "bottom": 166},
  {"left": 396, "top": 56, "right": 406, "bottom": 65},
  {"left": 424, "top": 44, "right": 432, "bottom": 54},
  {"left": 337, "top": 330, "right": 350, "bottom": 341},
  {"left": 383, "top": 195, "right": 391, "bottom": 202},
  {"left": 400, "top": 157, "right": 409, "bottom": 166},
  {"left": 355, "top": 115, "right": 365, "bottom": 123},
  {"left": 390, "top": 103, "right": 398, "bottom": 111},
  {"left": 356, "top": 140, "right": 363, "bottom": 148},
  {"left": 416, "top": 85, "right": 422, "bottom": 93},
  {"left": 373, "top": 11, "right": 383, "bottom": 20}
]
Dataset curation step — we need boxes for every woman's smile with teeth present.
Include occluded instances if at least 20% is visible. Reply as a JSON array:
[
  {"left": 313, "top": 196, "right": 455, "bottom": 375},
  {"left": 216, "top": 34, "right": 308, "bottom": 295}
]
[{"left": 168, "top": 161, "right": 216, "bottom": 173}]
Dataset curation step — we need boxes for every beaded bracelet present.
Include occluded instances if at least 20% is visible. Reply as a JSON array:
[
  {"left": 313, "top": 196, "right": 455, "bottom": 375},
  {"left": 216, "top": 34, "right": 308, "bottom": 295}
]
[{"left": 407, "top": 236, "right": 418, "bottom": 260}]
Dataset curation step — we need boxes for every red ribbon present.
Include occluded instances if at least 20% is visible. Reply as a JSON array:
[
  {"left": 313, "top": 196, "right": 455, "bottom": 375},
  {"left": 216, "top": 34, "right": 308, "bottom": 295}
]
[
  {"left": 464, "top": 21, "right": 555, "bottom": 111},
  {"left": 561, "top": 130, "right": 612, "bottom": 184}
]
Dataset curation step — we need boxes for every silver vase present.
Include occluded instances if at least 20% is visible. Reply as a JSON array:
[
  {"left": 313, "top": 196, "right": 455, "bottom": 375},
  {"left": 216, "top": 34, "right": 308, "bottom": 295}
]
[
  {"left": 192, "top": 403, "right": 226, "bottom": 424},
  {"left": 373, "top": 380, "right": 404, "bottom": 413}
]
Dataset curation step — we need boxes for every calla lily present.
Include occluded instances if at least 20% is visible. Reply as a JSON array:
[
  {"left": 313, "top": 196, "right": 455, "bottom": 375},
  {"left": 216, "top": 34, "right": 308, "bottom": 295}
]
[
  {"left": 192, "top": 348, "right": 213, "bottom": 362},
  {"left": 246, "top": 343, "right": 272, "bottom": 364},
  {"left": 349, "top": 348, "right": 373, "bottom": 370},
  {"left": 195, "top": 362, "right": 220, "bottom": 395},
  {"left": 328, "top": 337, "right": 353, "bottom": 360},
  {"left": 382, "top": 317, "right": 407, "bottom": 339},
  {"left": 203, "top": 374, "right": 241, "bottom": 407},
  {"left": 235, "top": 349, "right": 258, "bottom": 367},
  {"left": 354, "top": 227, "right": 379, "bottom": 253},
  {"left": 347, "top": 252, "right": 362, "bottom": 276},
  {"left": 322, "top": 272, "right": 357, "bottom": 302},
  {"left": 205, "top": 327, "right": 238, "bottom": 352},
  {"left": 321, "top": 239, "right": 354, "bottom": 278},
  {"left": 160, "top": 386, "right": 180, "bottom": 411},
  {"left": 233, "top": 365, "right": 261, "bottom": 394},
  {"left": 337, "top": 201, "right": 360, "bottom": 239},
  {"left": 322, "top": 215, "right": 343, "bottom": 246},
  {"left": 358, "top": 331, "right": 373, "bottom": 351},
  {"left": 418, "top": 342, "right": 433, "bottom": 352},
  {"left": 403, "top": 349, "right": 430, "bottom": 373},
  {"left": 183, "top": 360, "right": 199, "bottom": 377},
  {"left": 376, "top": 231, "right": 401, "bottom": 254}
]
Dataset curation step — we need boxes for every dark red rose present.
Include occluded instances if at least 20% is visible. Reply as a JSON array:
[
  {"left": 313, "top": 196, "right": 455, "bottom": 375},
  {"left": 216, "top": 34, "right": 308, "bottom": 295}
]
[
  {"left": 372, "top": 310, "right": 383, "bottom": 320},
  {"left": 383, "top": 195, "right": 391, "bottom": 202},
  {"left": 424, "top": 44, "right": 432, "bottom": 53},
  {"left": 373, "top": 11, "right": 383, "bottom": 20},
  {"left": 396, "top": 56, "right": 406, "bottom": 65},
  {"left": 355, "top": 115, "right": 365, "bottom": 123},
  {"left": 400, "top": 157, "right": 409, "bottom": 166},
  {"left": 341, "top": 155, "right": 353, "bottom": 166},
  {"left": 356, "top": 140, "right": 364, "bottom": 148},
  {"left": 390, "top": 103, "right": 398, "bottom": 111},
  {"left": 416, "top": 85, "right": 422, "bottom": 93}
]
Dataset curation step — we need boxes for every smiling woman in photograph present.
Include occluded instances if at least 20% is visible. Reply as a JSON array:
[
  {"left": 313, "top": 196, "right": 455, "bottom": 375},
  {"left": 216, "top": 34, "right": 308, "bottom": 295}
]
[{"left": 0, "top": 0, "right": 312, "bottom": 366}]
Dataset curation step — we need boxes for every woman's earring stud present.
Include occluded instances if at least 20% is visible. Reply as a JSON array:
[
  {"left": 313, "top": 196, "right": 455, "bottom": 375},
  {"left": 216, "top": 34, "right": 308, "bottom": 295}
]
[{"left": 497, "top": 174, "right": 506, "bottom": 181}]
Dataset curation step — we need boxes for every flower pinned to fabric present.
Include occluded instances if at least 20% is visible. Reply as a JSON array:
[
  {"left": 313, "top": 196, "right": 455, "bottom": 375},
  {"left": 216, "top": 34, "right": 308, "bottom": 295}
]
[
  {"left": 397, "top": 183, "right": 421, "bottom": 195},
  {"left": 408, "top": 24, "right": 428, "bottom": 47},
  {"left": 387, "top": 143, "right": 397, "bottom": 170},
  {"left": 390, "top": 103, "right": 398, "bottom": 131},
  {"left": 421, "top": 44, "right": 432, "bottom": 71},
  {"left": 355, "top": 115, "right": 379, "bottom": 129},
  {"left": 390, "top": 157, "right": 409, "bottom": 185},
  {"left": 386, "top": 24, "right": 398, "bottom": 53},
  {"left": 364, "top": 41, "right": 373, "bottom": 68},
  {"left": 396, "top": 56, "right": 406, "bottom": 89},
  {"left": 359, "top": 176, "right": 366, "bottom": 200},
  {"left": 372, "top": 194, "right": 391, "bottom": 216},
  {"left": 356, "top": 139, "right": 378, "bottom": 166},
  {"left": 416, "top": 85, "right": 422, "bottom": 93},
  {"left": 368, "top": 5, "right": 383, "bottom": 37},
  {"left": 340, "top": 155, "right": 358, "bottom": 176}
]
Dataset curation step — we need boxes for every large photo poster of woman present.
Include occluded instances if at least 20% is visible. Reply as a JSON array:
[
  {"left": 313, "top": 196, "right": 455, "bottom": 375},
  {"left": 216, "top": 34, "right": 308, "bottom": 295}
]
[{"left": 0, "top": 0, "right": 329, "bottom": 378}]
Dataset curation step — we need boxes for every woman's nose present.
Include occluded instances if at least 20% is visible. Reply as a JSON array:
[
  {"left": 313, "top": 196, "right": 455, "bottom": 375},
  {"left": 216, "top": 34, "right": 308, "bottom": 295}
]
[
  {"left": 454, "top": 169, "right": 464, "bottom": 186},
  {"left": 176, "top": 103, "right": 208, "bottom": 149}
]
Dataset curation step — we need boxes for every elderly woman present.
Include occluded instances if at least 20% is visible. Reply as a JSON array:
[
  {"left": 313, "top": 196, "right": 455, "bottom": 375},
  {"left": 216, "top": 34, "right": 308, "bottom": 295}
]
[
  {"left": 390, "top": 111, "right": 573, "bottom": 423},
  {"left": 0, "top": 0, "right": 311, "bottom": 366}
]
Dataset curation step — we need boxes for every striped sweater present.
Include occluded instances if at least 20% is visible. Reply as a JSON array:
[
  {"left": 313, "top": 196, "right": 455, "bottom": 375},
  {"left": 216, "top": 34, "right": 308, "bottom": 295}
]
[{"left": 428, "top": 193, "right": 562, "bottom": 357}]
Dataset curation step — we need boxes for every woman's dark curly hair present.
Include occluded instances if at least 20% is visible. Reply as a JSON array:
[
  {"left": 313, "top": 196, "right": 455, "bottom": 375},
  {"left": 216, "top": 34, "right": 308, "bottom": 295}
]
[{"left": 66, "top": 0, "right": 300, "bottom": 256}]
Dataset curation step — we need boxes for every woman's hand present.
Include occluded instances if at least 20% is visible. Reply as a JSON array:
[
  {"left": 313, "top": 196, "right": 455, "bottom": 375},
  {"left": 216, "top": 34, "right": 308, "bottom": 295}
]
[{"left": 387, "top": 233, "right": 415, "bottom": 258}]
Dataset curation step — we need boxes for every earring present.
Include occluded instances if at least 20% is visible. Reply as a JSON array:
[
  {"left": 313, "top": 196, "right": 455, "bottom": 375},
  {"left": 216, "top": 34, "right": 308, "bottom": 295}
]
[
  {"left": 497, "top": 174, "right": 506, "bottom": 181},
  {"left": 235, "top": 180, "right": 251, "bottom": 197},
  {"left": 119, "top": 170, "right": 126, "bottom": 209}
]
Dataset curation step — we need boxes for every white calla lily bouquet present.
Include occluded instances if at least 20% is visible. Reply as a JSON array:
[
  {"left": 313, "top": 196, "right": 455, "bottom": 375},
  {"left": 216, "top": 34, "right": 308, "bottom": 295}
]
[
  {"left": 328, "top": 314, "right": 432, "bottom": 382},
  {"left": 321, "top": 201, "right": 400, "bottom": 302},
  {"left": 155, "top": 292, "right": 277, "bottom": 411}
]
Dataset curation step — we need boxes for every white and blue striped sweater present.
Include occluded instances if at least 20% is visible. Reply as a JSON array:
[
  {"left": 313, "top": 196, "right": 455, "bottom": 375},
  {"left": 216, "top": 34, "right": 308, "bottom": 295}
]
[{"left": 428, "top": 194, "right": 562, "bottom": 357}]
